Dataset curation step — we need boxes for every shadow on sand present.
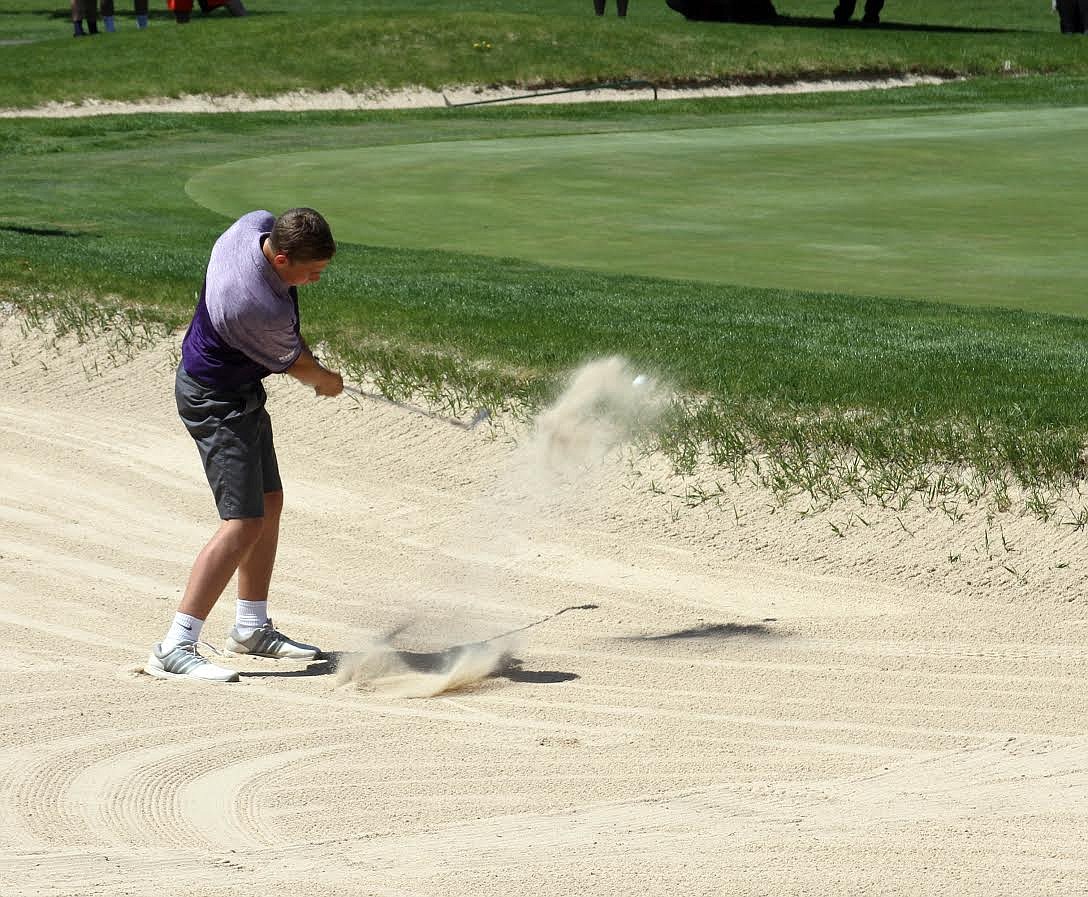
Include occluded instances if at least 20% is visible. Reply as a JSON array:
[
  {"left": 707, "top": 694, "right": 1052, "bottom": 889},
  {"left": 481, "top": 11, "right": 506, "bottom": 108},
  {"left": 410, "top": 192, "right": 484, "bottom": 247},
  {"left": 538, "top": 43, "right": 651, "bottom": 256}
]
[
  {"left": 238, "top": 648, "right": 579, "bottom": 685},
  {"left": 620, "top": 621, "right": 781, "bottom": 641}
]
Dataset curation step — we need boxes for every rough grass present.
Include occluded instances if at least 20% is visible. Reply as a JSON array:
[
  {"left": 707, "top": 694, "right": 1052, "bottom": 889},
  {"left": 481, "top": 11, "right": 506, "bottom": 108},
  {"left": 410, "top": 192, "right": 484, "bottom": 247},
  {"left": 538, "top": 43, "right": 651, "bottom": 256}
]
[
  {"left": 3, "top": 5, "right": 1088, "bottom": 514},
  {"left": 0, "top": 0, "right": 1081, "bottom": 109}
]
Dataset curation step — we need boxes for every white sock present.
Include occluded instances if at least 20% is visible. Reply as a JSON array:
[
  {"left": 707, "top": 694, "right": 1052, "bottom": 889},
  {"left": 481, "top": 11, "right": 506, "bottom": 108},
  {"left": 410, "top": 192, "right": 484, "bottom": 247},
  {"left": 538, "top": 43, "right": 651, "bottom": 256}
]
[
  {"left": 162, "top": 612, "right": 204, "bottom": 649},
  {"left": 235, "top": 599, "right": 268, "bottom": 637}
]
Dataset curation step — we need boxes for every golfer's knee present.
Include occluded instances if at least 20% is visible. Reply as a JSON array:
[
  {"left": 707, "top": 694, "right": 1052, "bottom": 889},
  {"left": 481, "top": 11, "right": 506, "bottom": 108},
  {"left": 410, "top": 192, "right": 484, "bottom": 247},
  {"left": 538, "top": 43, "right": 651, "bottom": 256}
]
[
  {"left": 263, "top": 489, "right": 284, "bottom": 514},
  {"left": 220, "top": 516, "right": 266, "bottom": 551}
]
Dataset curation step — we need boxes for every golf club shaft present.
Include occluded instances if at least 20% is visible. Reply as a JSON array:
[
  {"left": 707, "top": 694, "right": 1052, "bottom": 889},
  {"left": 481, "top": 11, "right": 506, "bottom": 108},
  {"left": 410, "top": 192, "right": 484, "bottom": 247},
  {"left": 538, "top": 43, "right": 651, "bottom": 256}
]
[
  {"left": 482, "top": 604, "right": 599, "bottom": 643},
  {"left": 342, "top": 383, "right": 482, "bottom": 430}
]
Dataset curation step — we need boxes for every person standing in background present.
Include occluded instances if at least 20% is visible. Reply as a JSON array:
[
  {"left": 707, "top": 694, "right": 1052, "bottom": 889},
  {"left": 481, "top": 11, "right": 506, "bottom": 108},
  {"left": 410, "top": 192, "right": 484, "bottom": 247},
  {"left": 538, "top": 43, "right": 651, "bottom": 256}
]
[
  {"left": 102, "top": 0, "right": 151, "bottom": 30},
  {"left": 70, "top": 0, "right": 98, "bottom": 36},
  {"left": 594, "top": 0, "right": 629, "bottom": 16},
  {"left": 1055, "top": 0, "right": 1087, "bottom": 32},
  {"left": 71, "top": 0, "right": 149, "bottom": 34},
  {"left": 172, "top": 0, "right": 246, "bottom": 23},
  {"left": 832, "top": 0, "right": 884, "bottom": 25}
]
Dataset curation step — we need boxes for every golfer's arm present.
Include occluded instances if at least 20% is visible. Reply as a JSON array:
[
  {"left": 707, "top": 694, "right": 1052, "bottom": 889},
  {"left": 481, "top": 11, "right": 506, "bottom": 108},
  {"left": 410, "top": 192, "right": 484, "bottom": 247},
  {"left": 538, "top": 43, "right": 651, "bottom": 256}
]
[{"left": 285, "top": 343, "right": 341, "bottom": 392}]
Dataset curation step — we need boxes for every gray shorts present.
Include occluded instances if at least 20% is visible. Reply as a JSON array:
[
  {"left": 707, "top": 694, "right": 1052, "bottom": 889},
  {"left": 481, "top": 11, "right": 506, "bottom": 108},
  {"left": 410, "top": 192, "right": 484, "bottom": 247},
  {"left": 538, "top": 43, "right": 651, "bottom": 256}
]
[{"left": 175, "top": 364, "right": 283, "bottom": 520}]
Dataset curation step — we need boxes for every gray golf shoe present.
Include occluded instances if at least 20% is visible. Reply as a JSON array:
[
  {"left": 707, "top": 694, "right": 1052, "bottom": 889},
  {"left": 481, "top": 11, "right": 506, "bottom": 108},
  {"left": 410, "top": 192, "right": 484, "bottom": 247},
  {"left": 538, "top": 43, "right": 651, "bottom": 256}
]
[
  {"left": 224, "top": 619, "right": 321, "bottom": 660},
  {"left": 145, "top": 641, "right": 240, "bottom": 683}
]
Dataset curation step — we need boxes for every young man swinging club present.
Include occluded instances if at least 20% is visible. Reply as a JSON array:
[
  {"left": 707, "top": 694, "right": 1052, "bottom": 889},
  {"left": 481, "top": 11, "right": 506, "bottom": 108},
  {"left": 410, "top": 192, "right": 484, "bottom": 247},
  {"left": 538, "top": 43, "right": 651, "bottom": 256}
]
[{"left": 147, "top": 208, "right": 344, "bottom": 682}]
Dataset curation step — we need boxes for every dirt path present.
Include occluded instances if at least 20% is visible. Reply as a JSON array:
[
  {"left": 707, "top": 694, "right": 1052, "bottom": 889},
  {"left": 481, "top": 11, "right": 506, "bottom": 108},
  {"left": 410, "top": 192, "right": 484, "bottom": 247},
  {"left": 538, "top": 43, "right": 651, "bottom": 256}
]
[{"left": 2, "top": 316, "right": 1086, "bottom": 896}]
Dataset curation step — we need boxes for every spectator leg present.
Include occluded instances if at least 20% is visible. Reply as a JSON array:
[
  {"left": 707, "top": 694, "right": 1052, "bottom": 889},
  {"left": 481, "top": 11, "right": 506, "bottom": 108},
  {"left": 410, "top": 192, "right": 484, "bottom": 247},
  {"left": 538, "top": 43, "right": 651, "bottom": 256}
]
[
  {"left": 71, "top": 0, "right": 86, "bottom": 35},
  {"left": 832, "top": 0, "right": 856, "bottom": 22},
  {"left": 1056, "top": 0, "right": 1081, "bottom": 31}
]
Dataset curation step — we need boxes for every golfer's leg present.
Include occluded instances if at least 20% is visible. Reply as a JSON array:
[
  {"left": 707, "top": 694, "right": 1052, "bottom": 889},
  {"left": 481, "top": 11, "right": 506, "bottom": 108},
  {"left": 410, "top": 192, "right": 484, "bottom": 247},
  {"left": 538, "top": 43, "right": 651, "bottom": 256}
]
[
  {"left": 225, "top": 489, "right": 320, "bottom": 660},
  {"left": 236, "top": 490, "right": 283, "bottom": 602},
  {"left": 593, "top": 0, "right": 605, "bottom": 14},
  {"left": 617, "top": 0, "right": 629, "bottom": 15},
  {"left": 178, "top": 517, "right": 265, "bottom": 620}
]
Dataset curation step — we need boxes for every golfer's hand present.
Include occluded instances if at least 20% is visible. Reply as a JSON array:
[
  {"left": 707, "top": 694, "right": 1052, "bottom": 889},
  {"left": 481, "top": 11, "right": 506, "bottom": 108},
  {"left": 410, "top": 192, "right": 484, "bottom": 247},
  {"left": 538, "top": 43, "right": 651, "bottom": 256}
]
[{"left": 315, "top": 370, "right": 344, "bottom": 397}]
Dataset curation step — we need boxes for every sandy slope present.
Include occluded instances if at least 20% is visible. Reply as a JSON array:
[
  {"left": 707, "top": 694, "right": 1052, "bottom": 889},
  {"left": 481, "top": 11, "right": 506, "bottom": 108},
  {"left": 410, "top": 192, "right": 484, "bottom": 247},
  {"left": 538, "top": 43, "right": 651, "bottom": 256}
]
[
  {"left": 0, "top": 76, "right": 952, "bottom": 118},
  {"left": 1, "top": 314, "right": 1087, "bottom": 897}
]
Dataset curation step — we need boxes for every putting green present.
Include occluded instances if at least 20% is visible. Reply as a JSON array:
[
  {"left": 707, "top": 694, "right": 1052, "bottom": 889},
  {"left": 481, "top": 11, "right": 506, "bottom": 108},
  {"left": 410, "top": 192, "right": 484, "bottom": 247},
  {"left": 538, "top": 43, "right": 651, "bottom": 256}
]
[{"left": 186, "top": 107, "right": 1088, "bottom": 315}]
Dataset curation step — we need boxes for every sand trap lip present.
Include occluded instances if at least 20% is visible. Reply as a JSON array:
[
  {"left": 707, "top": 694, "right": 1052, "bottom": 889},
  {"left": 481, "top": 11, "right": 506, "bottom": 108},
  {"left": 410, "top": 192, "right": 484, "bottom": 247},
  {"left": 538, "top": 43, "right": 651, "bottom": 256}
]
[{"left": 0, "top": 75, "right": 954, "bottom": 118}]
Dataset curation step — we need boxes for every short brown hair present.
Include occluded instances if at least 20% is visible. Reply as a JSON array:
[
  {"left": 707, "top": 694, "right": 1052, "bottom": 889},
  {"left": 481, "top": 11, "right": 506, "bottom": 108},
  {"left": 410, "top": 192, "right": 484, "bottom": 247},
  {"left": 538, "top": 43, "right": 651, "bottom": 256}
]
[{"left": 269, "top": 208, "right": 336, "bottom": 263}]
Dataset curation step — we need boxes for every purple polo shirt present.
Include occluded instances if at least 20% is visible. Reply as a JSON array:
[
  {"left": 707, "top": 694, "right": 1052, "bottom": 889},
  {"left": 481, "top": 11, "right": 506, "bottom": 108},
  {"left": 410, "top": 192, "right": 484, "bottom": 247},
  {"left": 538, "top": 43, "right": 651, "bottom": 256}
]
[{"left": 181, "top": 211, "right": 302, "bottom": 389}]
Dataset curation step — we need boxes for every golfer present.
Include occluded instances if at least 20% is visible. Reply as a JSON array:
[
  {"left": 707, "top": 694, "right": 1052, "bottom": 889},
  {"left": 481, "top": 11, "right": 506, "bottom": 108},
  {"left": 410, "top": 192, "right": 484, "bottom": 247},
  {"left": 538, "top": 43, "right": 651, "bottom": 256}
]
[{"left": 146, "top": 208, "right": 344, "bottom": 682}]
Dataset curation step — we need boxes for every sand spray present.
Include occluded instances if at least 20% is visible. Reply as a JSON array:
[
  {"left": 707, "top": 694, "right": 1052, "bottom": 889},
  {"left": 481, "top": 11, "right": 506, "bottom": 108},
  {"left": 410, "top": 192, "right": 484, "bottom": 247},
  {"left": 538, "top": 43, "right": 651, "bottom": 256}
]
[{"left": 335, "top": 356, "right": 666, "bottom": 697}]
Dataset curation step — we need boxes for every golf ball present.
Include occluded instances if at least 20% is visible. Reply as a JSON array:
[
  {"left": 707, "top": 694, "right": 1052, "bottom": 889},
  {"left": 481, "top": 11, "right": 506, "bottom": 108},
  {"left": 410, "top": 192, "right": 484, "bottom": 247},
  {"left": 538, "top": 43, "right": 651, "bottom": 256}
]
[{"left": 632, "top": 374, "right": 648, "bottom": 387}]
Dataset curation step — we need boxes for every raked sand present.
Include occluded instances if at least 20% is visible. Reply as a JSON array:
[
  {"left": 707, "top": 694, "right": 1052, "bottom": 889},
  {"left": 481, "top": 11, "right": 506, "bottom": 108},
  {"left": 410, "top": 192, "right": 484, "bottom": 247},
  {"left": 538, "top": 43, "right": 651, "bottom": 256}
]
[{"left": 1, "top": 311, "right": 1087, "bottom": 897}]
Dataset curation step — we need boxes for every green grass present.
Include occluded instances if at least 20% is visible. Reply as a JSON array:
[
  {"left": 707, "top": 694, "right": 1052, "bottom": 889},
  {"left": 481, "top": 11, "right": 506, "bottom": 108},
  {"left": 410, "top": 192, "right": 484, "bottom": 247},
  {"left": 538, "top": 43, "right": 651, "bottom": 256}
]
[
  {"left": 0, "top": 0, "right": 1082, "bottom": 110},
  {"left": 3, "top": 3, "right": 1088, "bottom": 511},
  {"left": 4, "top": 79, "right": 1088, "bottom": 509},
  {"left": 186, "top": 105, "right": 1088, "bottom": 315}
]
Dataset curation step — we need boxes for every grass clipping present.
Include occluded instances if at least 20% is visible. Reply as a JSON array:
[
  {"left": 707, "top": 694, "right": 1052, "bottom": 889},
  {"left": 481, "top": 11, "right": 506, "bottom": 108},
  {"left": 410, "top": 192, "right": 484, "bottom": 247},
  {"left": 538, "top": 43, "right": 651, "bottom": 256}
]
[{"left": 335, "top": 357, "right": 664, "bottom": 698}]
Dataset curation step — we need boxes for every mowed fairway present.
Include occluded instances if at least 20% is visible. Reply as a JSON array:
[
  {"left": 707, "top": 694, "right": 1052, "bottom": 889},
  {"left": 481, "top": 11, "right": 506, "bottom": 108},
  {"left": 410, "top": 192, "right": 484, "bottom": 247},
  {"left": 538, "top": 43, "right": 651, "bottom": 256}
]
[{"left": 187, "top": 106, "right": 1088, "bottom": 316}]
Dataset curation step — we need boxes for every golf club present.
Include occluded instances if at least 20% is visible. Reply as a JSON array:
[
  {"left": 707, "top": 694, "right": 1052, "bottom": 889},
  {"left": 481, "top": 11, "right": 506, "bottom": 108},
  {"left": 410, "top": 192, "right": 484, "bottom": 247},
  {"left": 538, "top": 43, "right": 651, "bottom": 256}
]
[
  {"left": 342, "top": 383, "right": 490, "bottom": 430},
  {"left": 480, "top": 604, "right": 600, "bottom": 643}
]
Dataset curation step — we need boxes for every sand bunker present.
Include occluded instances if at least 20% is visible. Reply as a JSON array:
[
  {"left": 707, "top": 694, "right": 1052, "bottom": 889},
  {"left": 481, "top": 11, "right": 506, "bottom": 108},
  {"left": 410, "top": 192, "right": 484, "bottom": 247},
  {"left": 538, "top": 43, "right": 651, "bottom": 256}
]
[
  {"left": 335, "top": 357, "right": 662, "bottom": 698},
  {"left": 2, "top": 312, "right": 1087, "bottom": 897},
  {"left": 0, "top": 76, "right": 955, "bottom": 118}
]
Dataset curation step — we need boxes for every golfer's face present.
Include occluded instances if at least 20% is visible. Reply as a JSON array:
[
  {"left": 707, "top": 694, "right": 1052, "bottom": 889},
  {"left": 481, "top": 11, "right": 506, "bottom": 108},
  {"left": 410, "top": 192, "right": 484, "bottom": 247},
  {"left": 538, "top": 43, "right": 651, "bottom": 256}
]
[{"left": 280, "top": 257, "right": 330, "bottom": 287}]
